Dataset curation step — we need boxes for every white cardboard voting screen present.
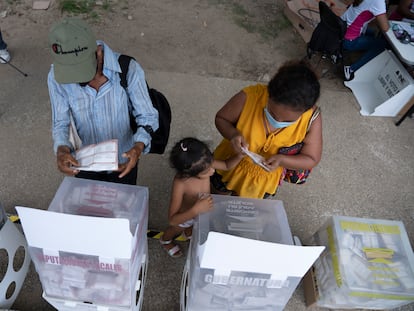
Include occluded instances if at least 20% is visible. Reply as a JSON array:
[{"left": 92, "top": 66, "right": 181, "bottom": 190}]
[
  {"left": 16, "top": 206, "right": 135, "bottom": 259},
  {"left": 344, "top": 50, "right": 414, "bottom": 117},
  {"left": 198, "top": 232, "right": 325, "bottom": 280}
]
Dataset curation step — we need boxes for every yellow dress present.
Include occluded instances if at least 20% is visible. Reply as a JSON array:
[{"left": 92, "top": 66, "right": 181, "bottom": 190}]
[{"left": 214, "top": 84, "right": 315, "bottom": 198}]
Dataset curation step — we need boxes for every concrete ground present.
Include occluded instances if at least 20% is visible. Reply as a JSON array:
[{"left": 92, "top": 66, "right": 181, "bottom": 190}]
[{"left": 0, "top": 6, "right": 414, "bottom": 311}]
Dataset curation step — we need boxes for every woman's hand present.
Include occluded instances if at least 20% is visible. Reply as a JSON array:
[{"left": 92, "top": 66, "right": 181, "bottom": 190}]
[
  {"left": 230, "top": 133, "right": 249, "bottom": 154},
  {"left": 56, "top": 146, "right": 79, "bottom": 176},
  {"left": 263, "top": 154, "right": 283, "bottom": 172}
]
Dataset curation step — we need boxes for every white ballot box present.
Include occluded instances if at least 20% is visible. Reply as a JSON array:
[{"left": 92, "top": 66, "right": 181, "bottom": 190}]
[
  {"left": 40, "top": 253, "right": 148, "bottom": 311},
  {"left": 16, "top": 177, "right": 149, "bottom": 310},
  {"left": 180, "top": 195, "right": 324, "bottom": 311},
  {"left": 305, "top": 216, "right": 414, "bottom": 309}
]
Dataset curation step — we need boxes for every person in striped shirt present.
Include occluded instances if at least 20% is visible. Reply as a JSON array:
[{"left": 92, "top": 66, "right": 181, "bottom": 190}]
[{"left": 47, "top": 18, "right": 158, "bottom": 185}]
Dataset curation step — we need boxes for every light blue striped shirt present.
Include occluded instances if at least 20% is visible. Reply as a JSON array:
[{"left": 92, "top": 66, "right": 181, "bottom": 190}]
[{"left": 48, "top": 41, "right": 159, "bottom": 164}]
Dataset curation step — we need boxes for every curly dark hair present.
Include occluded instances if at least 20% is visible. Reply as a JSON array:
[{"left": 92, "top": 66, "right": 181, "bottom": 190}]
[
  {"left": 170, "top": 137, "right": 214, "bottom": 178},
  {"left": 267, "top": 60, "right": 320, "bottom": 112}
]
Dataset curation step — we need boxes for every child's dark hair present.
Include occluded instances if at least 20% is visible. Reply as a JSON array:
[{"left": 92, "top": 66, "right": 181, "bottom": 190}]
[
  {"left": 267, "top": 60, "right": 320, "bottom": 112},
  {"left": 170, "top": 137, "right": 214, "bottom": 178}
]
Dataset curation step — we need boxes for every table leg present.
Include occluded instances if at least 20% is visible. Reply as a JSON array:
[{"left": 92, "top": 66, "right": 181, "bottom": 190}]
[{"left": 395, "top": 95, "right": 414, "bottom": 126}]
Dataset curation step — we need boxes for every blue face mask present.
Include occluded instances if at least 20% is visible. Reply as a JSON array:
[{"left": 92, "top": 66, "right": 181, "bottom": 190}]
[{"left": 264, "top": 108, "right": 296, "bottom": 129}]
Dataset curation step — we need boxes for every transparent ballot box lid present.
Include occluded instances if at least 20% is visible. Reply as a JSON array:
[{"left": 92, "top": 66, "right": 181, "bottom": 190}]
[
  {"left": 197, "top": 195, "right": 293, "bottom": 244},
  {"left": 310, "top": 216, "right": 414, "bottom": 309},
  {"left": 48, "top": 176, "right": 148, "bottom": 235},
  {"left": 185, "top": 195, "right": 324, "bottom": 311}
]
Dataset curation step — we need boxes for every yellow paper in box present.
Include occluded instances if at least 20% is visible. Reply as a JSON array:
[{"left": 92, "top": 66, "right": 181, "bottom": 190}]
[{"left": 363, "top": 248, "right": 394, "bottom": 260}]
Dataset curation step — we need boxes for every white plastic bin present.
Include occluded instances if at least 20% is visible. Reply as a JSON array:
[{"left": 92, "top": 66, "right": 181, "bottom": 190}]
[
  {"left": 42, "top": 249, "right": 148, "bottom": 311},
  {"left": 16, "top": 177, "right": 149, "bottom": 308},
  {"left": 308, "top": 216, "right": 414, "bottom": 309},
  {"left": 181, "top": 195, "right": 324, "bottom": 311}
]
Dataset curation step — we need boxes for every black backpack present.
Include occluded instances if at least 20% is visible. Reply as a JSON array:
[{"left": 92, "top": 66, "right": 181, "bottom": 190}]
[
  {"left": 307, "top": 1, "right": 347, "bottom": 64},
  {"left": 118, "top": 54, "right": 171, "bottom": 154}
]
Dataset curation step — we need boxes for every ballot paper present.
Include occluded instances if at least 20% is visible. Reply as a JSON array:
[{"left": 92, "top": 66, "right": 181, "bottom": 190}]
[
  {"left": 241, "top": 146, "right": 270, "bottom": 171},
  {"left": 73, "top": 140, "right": 118, "bottom": 171}
]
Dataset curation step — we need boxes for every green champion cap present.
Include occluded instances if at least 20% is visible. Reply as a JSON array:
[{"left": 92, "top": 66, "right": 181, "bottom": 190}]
[{"left": 49, "top": 18, "right": 97, "bottom": 84}]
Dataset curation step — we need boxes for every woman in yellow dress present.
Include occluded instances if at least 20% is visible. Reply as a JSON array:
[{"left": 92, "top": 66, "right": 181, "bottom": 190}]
[{"left": 212, "top": 60, "right": 322, "bottom": 199}]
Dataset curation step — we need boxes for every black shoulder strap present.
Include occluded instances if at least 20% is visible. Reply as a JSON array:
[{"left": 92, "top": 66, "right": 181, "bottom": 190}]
[
  {"left": 118, "top": 54, "right": 151, "bottom": 92},
  {"left": 118, "top": 54, "right": 154, "bottom": 135},
  {"left": 118, "top": 54, "right": 134, "bottom": 89}
]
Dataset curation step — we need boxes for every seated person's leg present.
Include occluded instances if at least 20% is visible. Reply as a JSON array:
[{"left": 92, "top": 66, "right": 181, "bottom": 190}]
[
  {"left": 345, "top": 35, "right": 387, "bottom": 72},
  {"left": 352, "top": 38, "right": 387, "bottom": 71}
]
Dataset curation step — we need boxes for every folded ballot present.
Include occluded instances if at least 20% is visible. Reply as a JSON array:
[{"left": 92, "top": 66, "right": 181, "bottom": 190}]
[{"left": 73, "top": 139, "right": 118, "bottom": 171}]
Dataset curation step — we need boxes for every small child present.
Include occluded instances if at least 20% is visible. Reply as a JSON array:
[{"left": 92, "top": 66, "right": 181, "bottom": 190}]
[{"left": 160, "top": 137, "right": 244, "bottom": 257}]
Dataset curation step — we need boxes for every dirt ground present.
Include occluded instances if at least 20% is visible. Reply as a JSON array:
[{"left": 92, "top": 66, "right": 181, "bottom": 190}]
[
  {"left": 1, "top": 1, "right": 413, "bottom": 311},
  {"left": 0, "top": 0, "right": 324, "bottom": 82},
  {"left": 0, "top": 2, "right": 310, "bottom": 310}
]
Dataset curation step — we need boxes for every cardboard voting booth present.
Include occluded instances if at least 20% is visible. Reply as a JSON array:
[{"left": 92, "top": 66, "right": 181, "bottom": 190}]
[
  {"left": 284, "top": 0, "right": 347, "bottom": 42},
  {"left": 16, "top": 177, "right": 149, "bottom": 311},
  {"left": 305, "top": 216, "right": 414, "bottom": 309},
  {"left": 180, "top": 195, "right": 324, "bottom": 311},
  {"left": 344, "top": 50, "right": 414, "bottom": 117}
]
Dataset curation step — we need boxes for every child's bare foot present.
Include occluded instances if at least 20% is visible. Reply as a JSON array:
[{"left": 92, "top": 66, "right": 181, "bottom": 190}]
[{"left": 160, "top": 237, "right": 183, "bottom": 258}]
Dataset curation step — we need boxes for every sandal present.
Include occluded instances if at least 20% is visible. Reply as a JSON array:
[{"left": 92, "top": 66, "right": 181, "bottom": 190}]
[
  {"left": 181, "top": 227, "right": 193, "bottom": 241},
  {"left": 160, "top": 238, "right": 183, "bottom": 258}
]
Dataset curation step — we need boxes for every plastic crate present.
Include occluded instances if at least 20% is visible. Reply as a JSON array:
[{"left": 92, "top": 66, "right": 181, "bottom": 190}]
[{"left": 308, "top": 216, "right": 414, "bottom": 309}]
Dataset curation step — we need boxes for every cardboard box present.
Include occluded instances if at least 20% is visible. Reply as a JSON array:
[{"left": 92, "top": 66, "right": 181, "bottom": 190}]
[
  {"left": 42, "top": 253, "right": 148, "bottom": 311},
  {"left": 284, "top": 0, "right": 347, "bottom": 43},
  {"left": 305, "top": 216, "right": 414, "bottom": 309},
  {"left": 344, "top": 50, "right": 414, "bottom": 117},
  {"left": 16, "top": 177, "right": 149, "bottom": 307},
  {"left": 303, "top": 266, "right": 319, "bottom": 307},
  {"left": 181, "top": 195, "right": 324, "bottom": 311}
]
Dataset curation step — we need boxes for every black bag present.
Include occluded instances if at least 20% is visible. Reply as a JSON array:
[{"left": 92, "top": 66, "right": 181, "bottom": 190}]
[
  {"left": 118, "top": 54, "right": 171, "bottom": 154},
  {"left": 307, "top": 1, "right": 347, "bottom": 64}
]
